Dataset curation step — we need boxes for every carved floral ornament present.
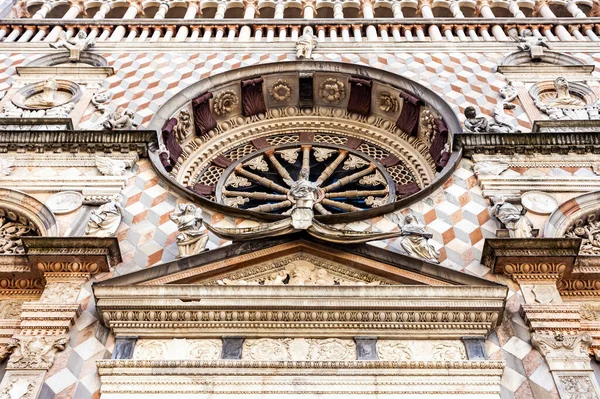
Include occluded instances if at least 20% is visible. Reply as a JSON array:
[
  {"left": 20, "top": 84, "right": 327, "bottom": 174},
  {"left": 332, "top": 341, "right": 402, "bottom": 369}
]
[
  {"left": 269, "top": 80, "right": 292, "bottom": 102},
  {"left": 318, "top": 78, "right": 346, "bottom": 104},
  {"left": 212, "top": 90, "right": 239, "bottom": 117},
  {"left": 563, "top": 208, "right": 600, "bottom": 256}
]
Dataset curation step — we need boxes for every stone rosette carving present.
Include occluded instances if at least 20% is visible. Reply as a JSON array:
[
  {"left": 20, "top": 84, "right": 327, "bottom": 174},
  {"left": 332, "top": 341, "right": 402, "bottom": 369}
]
[
  {"left": 243, "top": 338, "right": 355, "bottom": 361},
  {"left": 173, "top": 109, "right": 192, "bottom": 143},
  {"left": 319, "top": 78, "right": 346, "bottom": 104},
  {"left": 7, "top": 335, "right": 68, "bottom": 370},
  {"left": 377, "top": 92, "right": 399, "bottom": 113},
  {"left": 169, "top": 203, "right": 208, "bottom": 258},
  {"left": 269, "top": 80, "right": 292, "bottom": 102},
  {"left": 212, "top": 90, "right": 239, "bottom": 117}
]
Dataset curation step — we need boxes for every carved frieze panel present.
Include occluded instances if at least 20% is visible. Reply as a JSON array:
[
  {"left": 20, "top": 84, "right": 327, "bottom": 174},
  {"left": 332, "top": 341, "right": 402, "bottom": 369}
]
[
  {"left": 0, "top": 370, "right": 45, "bottom": 399},
  {"left": 205, "top": 253, "right": 395, "bottom": 286},
  {"left": 243, "top": 338, "right": 355, "bottom": 361},
  {"left": 6, "top": 335, "right": 68, "bottom": 370},
  {"left": 133, "top": 339, "right": 222, "bottom": 361},
  {"left": 377, "top": 340, "right": 466, "bottom": 361}
]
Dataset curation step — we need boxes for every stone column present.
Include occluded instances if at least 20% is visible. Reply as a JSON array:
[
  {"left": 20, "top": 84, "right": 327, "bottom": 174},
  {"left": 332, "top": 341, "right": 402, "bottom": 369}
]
[
  {"left": 227, "top": 25, "right": 238, "bottom": 41},
  {"left": 378, "top": 24, "right": 389, "bottom": 41},
  {"left": 442, "top": 24, "right": 454, "bottom": 41},
  {"left": 190, "top": 26, "right": 201, "bottom": 41},
  {"left": 31, "top": 25, "right": 49, "bottom": 41},
  {"left": 274, "top": 0, "right": 284, "bottom": 18},
  {"left": 569, "top": 24, "right": 586, "bottom": 41},
  {"left": 329, "top": 25, "right": 338, "bottom": 41},
  {"left": 478, "top": 1, "right": 507, "bottom": 40},
  {"left": 126, "top": 26, "right": 139, "bottom": 41},
  {"left": 566, "top": 0, "right": 586, "bottom": 17},
  {"left": 303, "top": 0, "right": 315, "bottom": 17},
  {"left": 16, "top": 26, "right": 36, "bottom": 42},
  {"left": 361, "top": 0, "right": 378, "bottom": 40},
  {"left": 202, "top": 26, "right": 213, "bottom": 41},
  {"left": 392, "top": 1, "right": 403, "bottom": 17},
  {"left": 341, "top": 25, "right": 350, "bottom": 41},
  {"left": 3, "top": 27, "right": 22, "bottom": 42},
  {"left": 215, "top": 1, "right": 227, "bottom": 18},
  {"left": 418, "top": 0, "right": 442, "bottom": 40},
  {"left": 239, "top": 0, "right": 257, "bottom": 40},
  {"left": 582, "top": 24, "right": 599, "bottom": 41},
  {"left": 175, "top": 1, "right": 200, "bottom": 41},
  {"left": 316, "top": 25, "right": 325, "bottom": 41},
  {"left": 163, "top": 25, "right": 177, "bottom": 40},
  {"left": 253, "top": 25, "right": 265, "bottom": 40},
  {"left": 390, "top": 24, "right": 401, "bottom": 41},
  {"left": 89, "top": 2, "right": 113, "bottom": 41},
  {"left": 333, "top": 1, "right": 344, "bottom": 18},
  {"left": 508, "top": 1, "right": 525, "bottom": 17},
  {"left": 45, "top": 2, "right": 84, "bottom": 42},
  {"left": 31, "top": 1, "right": 54, "bottom": 19},
  {"left": 99, "top": 25, "right": 113, "bottom": 40},
  {"left": 215, "top": 25, "right": 226, "bottom": 40},
  {"left": 352, "top": 24, "right": 362, "bottom": 41},
  {"left": 535, "top": 0, "right": 572, "bottom": 40},
  {"left": 110, "top": 3, "right": 140, "bottom": 41},
  {"left": 478, "top": 24, "right": 492, "bottom": 41}
]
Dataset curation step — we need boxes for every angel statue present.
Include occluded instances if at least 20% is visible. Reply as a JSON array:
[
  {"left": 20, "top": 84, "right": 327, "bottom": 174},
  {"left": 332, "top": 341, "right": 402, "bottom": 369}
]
[
  {"left": 169, "top": 204, "right": 208, "bottom": 257},
  {"left": 205, "top": 167, "right": 406, "bottom": 244},
  {"left": 85, "top": 194, "right": 124, "bottom": 237},
  {"left": 50, "top": 31, "right": 96, "bottom": 62},
  {"left": 464, "top": 106, "right": 518, "bottom": 133},
  {"left": 296, "top": 26, "right": 318, "bottom": 60},
  {"left": 102, "top": 107, "right": 138, "bottom": 130},
  {"left": 399, "top": 215, "right": 440, "bottom": 262}
]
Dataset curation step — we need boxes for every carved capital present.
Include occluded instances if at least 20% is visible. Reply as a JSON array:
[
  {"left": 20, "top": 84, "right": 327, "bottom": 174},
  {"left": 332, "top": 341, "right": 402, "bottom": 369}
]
[
  {"left": 532, "top": 332, "right": 592, "bottom": 371},
  {"left": 7, "top": 335, "right": 68, "bottom": 370}
]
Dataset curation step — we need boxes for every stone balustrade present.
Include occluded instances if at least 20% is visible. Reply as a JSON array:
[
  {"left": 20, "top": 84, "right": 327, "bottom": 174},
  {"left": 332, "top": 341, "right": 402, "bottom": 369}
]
[{"left": 0, "top": 17, "right": 600, "bottom": 42}]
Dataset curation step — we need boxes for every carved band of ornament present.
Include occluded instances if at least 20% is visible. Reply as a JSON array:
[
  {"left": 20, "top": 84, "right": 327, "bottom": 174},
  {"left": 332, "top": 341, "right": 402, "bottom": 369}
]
[
  {"left": 97, "top": 359, "right": 505, "bottom": 370},
  {"left": 102, "top": 309, "right": 500, "bottom": 325},
  {"left": 177, "top": 106, "right": 433, "bottom": 187},
  {"left": 502, "top": 263, "right": 567, "bottom": 280},
  {"left": 36, "top": 261, "right": 100, "bottom": 274},
  {"left": 580, "top": 304, "right": 600, "bottom": 321},
  {"left": 557, "top": 279, "right": 600, "bottom": 296},
  {"left": 0, "top": 278, "right": 43, "bottom": 291},
  {"left": 6, "top": 335, "right": 68, "bottom": 370}
]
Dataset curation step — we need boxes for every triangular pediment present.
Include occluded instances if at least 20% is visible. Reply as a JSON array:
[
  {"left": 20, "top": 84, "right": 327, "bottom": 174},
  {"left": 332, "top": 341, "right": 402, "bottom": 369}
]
[{"left": 100, "top": 234, "right": 500, "bottom": 288}]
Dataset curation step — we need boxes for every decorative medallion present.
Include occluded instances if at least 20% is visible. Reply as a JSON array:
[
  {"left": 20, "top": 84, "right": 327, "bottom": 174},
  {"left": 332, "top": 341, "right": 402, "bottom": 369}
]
[
  {"left": 531, "top": 77, "right": 599, "bottom": 120},
  {"left": 12, "top": 78, "right": 82, "bottom": 111},
  {"left": 212, "top": 90, "right": 239, "bottom": 116},
  {"left": 319, "top": 78, "right": 346, "bottom": 104},
  {"left": 377, "top": 91, "right": 399, "bottom": 113},
  {"left": 46, "top": 191, "right": 84, "bottom": 214},
  {"left": 269, "top": 80, "right": 293, "bottom": 102},
  {"left": 521, "top": 191, "right": 558, "bottom": 215}
]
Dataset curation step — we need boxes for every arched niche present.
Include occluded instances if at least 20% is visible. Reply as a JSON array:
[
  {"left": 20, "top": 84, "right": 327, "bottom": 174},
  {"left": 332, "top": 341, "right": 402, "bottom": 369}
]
[
  {"left": 26, "top": 52, "right": 108, "bottom": 67},
  {"left": 500, "top": 50, "right": 586, "bottom": 67},
  {"left": 149, "top": 61, "right": 462, "bottom": 223},
  {"left": 0, "top": 188, "right": 59, "bottom": 254}
]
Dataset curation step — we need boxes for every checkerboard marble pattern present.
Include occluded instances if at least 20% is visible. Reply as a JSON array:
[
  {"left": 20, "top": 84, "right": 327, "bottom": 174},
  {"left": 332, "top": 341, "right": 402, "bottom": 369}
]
[{"left": 4, "top": 49, "right": 598, "bottom": 398}]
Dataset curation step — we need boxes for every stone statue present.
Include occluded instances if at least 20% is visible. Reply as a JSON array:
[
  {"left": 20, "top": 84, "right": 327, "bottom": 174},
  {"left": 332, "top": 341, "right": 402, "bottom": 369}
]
[
  {"left": 102, "top": 107, "right": 138, "bottom": 130},
  {"left": 533, "top": 77, "right": 593, "bottom": 120},
  {"left": 285, "top": 167, "right": 319, "bottom": 230},
  {"left": 491, "top": 196, "right": 534, "bottom": 238},
  {"left": 169, "top": 203, "right": 208, "bottom": 257},
  {"left": 49, "top": 31, "right": 96, "bottom": 62},
  {"left": 399, "top": 215, "right": 440, "bottom": 262},
  {"left": 515, "top": 29, "right": 549, "bottom": 60},
  {"left": 464, "top": 106, "right": 517, "bottom": 133},
  {"left": 296, "top": 27, "right": 317, "bottom": 60},
  {"left": 24, "top": 77, "right": 59, "bottom": 109},
  {"left": 548, "top": 77, "right": 586, "bottom": 108},
  {"left": 85, "top": 194, "right": 124, "bottom": 237}
]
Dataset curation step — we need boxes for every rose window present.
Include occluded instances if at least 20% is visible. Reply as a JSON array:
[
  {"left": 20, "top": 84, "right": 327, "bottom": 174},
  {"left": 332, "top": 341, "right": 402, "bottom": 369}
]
[{"left": 212, "top": 138, "right": 414, "bottom": 214}]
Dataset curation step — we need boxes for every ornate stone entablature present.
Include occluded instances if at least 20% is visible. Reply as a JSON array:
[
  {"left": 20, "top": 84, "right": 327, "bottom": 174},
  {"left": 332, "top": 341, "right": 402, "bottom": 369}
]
[{"left": 150, "top": 61, "right": 460, "bottom": 224}]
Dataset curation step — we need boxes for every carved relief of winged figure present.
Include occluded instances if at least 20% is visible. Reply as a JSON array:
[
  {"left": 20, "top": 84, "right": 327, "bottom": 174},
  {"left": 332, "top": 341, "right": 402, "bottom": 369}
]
[{"left": 50, "top": 31, "right": 96, "bottom": 62}]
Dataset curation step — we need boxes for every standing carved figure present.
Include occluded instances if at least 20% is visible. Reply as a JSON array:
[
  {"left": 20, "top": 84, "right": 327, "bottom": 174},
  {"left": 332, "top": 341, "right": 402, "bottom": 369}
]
[
  {"left": 85, "top": 194, "right": 124, "bottom": 237},
  {"left": 50, "top": 31, "right": 96, "bottom": 62},
  {"left": 399, "top": 215, "right": 440, "bottom": 262},
  {"left": 515, "top": 29, "right": 549, "bottom": 60},
  {"left": 296, "top": 27, "right": 318, "bottom": 60},
  {"left": 169, "top": 203, "right": 208, "bottom": 257},
  {"left": 491, "top": 197, "right": 534, "bottom": 238}
]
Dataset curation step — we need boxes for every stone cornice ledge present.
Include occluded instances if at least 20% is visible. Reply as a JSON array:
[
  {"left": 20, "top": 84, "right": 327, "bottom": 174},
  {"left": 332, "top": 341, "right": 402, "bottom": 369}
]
[
  {"left": 0, "top": 130, "right": 157, "bottom": 156},
  {"left": 455, "top": 132, "right": 600, "bottom": 157},
  {"left": 97, "top": 359, "right": 505, "bottom": 370}
]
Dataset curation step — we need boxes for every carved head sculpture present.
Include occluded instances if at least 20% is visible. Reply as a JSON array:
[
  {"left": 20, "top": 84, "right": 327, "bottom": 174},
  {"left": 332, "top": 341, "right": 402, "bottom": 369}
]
[
  {"left": 500, "top": 84, "right": 518, "bottom": 103},
  {"left": 554, "top": 77, "right": 570, "bottom": 98},
  {"left": 464, "top": 106, "right": 477, "bottom": 120},
  {"left": 521, "top": 29, "right": 533, "bottom": 38}
]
